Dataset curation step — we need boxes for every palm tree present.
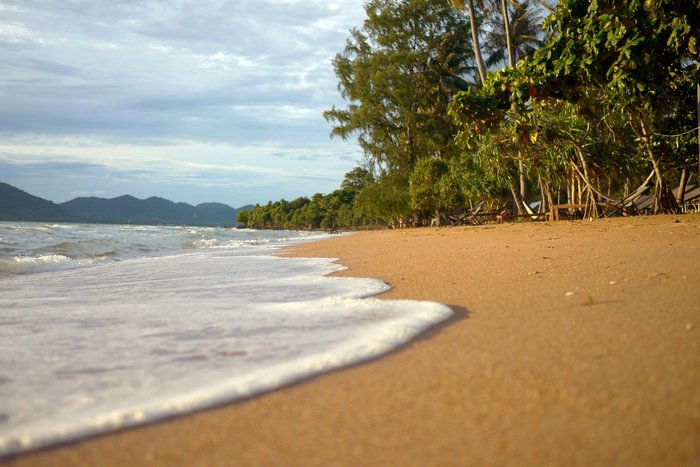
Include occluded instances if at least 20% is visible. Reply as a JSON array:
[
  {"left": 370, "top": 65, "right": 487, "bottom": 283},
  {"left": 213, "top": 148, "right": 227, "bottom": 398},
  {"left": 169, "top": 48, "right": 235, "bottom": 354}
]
[
  {"left": 449, "top": 0, "right": 488, "bottom": 85},
  {"left": 450, "top": 0, "right": 546, "bottom": 213},
  {"left": 481, "top": 0, "right": 543, "bottom": 207},
  {"left": 500, "top": 0, "right": 516, "bottom": 67},
  {"left": 505, "top": 1, "right": 554, "bottom": 60},
  {"left": 483, "top": 0, "right": 543, "bottom": 68}
]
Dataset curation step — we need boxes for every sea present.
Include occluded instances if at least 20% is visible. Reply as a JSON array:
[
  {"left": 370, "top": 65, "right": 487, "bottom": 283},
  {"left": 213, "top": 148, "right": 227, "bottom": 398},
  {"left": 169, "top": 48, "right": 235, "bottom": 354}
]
[{"left": 0, "top": 222, "right": 452, "bottom": 457}]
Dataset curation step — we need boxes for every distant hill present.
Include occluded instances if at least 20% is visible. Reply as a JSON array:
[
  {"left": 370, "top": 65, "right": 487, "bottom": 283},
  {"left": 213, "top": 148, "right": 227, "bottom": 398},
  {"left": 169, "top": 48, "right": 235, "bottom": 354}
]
[
  {"left": 60, "top": 195, "right": 248, "bottom": 226},
  {"left": 0, "top": 182, "right": 251, "bottom": 226},
  {"left": 0, "top": 182, "right": 79, "bottom": 222}
]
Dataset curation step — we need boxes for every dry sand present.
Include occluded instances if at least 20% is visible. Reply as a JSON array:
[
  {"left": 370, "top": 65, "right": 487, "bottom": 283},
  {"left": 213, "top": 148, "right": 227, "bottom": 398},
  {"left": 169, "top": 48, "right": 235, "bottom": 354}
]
[{"left": 5, "top": 215, "right": 700, "bottom": 466}]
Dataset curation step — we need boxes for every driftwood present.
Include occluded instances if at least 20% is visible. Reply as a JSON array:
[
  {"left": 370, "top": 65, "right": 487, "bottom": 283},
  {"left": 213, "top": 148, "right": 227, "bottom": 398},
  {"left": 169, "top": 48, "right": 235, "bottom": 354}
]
[
  {"left": 497, "top": 212, "right": 548, "bottom": 223},
  {"left": 601, "top": 171, "right": 654, "bottom": 217},
  {"left": 429, "top": 202, "right": 489, "bottom": 227},
  {"left": 547, "top": 203, "right": 587, "bottom": 221},
  {"left": 678, "top": 185, "right": 700, "bottom": 213}
]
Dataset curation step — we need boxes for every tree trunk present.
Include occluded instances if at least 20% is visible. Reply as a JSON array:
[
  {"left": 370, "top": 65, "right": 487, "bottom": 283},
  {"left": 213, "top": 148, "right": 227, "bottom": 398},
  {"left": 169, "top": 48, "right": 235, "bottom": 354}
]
[
  {"left": 518, "top": 158, "right": 527, "bottom": 205},
  {"left": 508, "top": 179, "right": 531, "bottom": 214},
  {"left": 677, "top": 167, "right": 688, "bottom": 205},
  {"left": 500, "top": 0, "right": 516, "bottom": 67},
  {"left": 545, "top": 182, "right": 555, "bottom": 214},
  {"left": 648, "top": 146, "right": 678, "bottom": 213},
  {"left": 631, "top": 113, "right": 679, "bottom": 214},
  {"left": 569, "top": 171, "right": 575, "bottom": 204},
  {"left": 507, "top": 6, "right": 524, "bottom": 202},
  {"left": 571, "top": 141, "right": 592, "bottom": 186},
  {"left": 467, "top": 0, "right": 487, "bottom": 85},
  {"left": 538, "top": 176, "right": 554, "bottom": 214},
  {"left": 537, "top": 175, "right": 545, "bottom": 213}
]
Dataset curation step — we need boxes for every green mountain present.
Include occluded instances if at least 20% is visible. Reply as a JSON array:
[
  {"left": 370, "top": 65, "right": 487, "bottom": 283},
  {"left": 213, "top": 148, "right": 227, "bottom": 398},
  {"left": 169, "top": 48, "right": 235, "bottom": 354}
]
[
  {"left": 0, "top": 182, "right": 79, "bottom": 222},
  {"left": 0, "top": 182, "right": 251, "bottom": 226},
  {"left": 60, "top": 195, "right": 247, "bottom": 226}
]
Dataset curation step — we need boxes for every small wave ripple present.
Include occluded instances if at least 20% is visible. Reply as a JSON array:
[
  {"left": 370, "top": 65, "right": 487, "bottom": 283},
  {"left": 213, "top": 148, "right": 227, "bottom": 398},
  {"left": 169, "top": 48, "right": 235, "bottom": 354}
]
[{"left": 0, "top": 254, "right": 95, "bottom": 275}]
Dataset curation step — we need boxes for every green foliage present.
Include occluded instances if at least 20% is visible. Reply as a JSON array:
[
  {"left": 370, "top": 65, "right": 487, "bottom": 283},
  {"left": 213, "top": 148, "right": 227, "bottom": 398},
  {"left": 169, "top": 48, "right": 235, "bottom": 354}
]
[
  {"left": 340, "top": 167, "right": 374, "bottom": 193},
  {"left": 449, "top": 0, "right": 699, "bottom": 214},
  {"left": 409, "top": 158, "right": 450, "bottom": 212},
  {"left": 241, "top": 0, "right": 698, "bottom": 230},
  {"left": 451, "top": 0, "right": 698, "bottom": 132},
  {"left": 237, "top": 169, "right": 381, "bottom": 230},
  {"left": 354, "top": 172, "right": 412, "bottom": 225},
  {"left": 324, "top": 0, "right": 472, "bottom": 175},
  {"left": 529, "top": 0, "right": 699, "bottom": 104}
]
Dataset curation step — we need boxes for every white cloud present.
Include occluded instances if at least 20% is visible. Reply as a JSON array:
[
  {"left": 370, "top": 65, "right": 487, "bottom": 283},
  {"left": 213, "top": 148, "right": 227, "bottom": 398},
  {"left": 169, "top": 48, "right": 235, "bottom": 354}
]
[
  {"left": 0, "top": 0, "right": 367, "bottom": 205},
  {"left": 0, "top": 22, "right": 34, "bottom": 43},
  {"left": 0, "top": 135, "right": 361, "bottom": 205}
]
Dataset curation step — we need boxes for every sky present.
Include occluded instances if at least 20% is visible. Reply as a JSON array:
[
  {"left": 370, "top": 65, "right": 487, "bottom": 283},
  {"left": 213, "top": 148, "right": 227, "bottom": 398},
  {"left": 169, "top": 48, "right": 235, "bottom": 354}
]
[{"left": 0, "top": 0, "right": 368, "bottom": 207}]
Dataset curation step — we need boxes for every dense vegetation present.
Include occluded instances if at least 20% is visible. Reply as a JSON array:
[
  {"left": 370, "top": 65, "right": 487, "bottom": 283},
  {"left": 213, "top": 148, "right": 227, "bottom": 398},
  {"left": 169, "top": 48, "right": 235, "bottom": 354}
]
[{"left": 238, "top": 0, "right": 699, "bottom": 230}]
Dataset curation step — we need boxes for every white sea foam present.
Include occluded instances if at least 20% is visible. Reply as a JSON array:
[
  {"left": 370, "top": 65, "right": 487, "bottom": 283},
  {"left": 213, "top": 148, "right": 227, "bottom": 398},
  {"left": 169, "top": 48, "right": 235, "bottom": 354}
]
[
  {"left": 0, "top": 225, "right": 453, "bottom": 457},
  {"left": 189, "top": 238, "right": 219, "bottom": 248}
]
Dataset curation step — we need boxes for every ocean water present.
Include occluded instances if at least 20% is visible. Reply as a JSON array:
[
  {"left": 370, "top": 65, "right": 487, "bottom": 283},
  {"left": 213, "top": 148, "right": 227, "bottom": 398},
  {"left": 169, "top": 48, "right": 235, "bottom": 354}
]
[{"left": 0, "top": 222, "right": 452, "bottom": 457}]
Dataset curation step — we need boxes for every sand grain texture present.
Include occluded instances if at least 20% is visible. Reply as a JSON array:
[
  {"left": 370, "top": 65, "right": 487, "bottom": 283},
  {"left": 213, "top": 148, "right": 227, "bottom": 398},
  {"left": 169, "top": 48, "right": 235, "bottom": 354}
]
[{"left": 6, "top": 215, "right": 700, "bottom": 466}]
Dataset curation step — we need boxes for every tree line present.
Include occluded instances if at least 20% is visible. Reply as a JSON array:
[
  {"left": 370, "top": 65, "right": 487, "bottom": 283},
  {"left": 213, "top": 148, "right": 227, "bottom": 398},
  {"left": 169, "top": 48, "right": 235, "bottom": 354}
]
[{"left": 238, "top": 0, "right": 698, "bottom": 230}]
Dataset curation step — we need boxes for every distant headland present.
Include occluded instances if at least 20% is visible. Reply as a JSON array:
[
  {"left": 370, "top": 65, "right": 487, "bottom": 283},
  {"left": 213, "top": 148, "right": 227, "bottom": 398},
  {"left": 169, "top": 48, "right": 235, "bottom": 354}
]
[{"left": 0, "top": 182, "right": 252, "bottom": 227}]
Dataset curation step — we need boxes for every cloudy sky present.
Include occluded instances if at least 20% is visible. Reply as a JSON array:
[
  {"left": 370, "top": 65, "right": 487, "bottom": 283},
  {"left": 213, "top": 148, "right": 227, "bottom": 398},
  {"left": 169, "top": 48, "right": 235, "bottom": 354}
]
[{"left": 0, "top": 0, "right": 367, "bottom": 207}]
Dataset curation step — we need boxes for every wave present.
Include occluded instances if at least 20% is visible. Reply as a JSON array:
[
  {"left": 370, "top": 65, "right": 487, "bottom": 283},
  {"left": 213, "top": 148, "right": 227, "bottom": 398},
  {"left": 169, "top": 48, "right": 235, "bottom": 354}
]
[
  {"left": 48, "top": 241, "right": 118, "bottom": 260},
  {"left": 0, "top": 223, "right": 331, "bottom": 276},
  {"left": 41, "top": 224, "right": 74, "bottom": 230},
  {"left": 186, "top": 231, "right": 330, "bottom": 251},
  {"left": 188, "top": 238, "right": 219, "bottom": 248},
  {"left": 0, "top": 254, "right": 96, "bottom": 275},
  {"left": 0, "top": 249, "right": 453, "bottom": 457},
  {"left": 0, "top": 239, "right": 122, "bottom": 274}
]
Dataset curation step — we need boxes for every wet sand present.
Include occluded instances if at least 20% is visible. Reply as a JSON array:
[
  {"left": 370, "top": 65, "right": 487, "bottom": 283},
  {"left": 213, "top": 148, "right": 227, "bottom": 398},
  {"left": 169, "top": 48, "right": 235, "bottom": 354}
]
[{"left": 6, "top": 214, "right": 700, "bottom": 466}]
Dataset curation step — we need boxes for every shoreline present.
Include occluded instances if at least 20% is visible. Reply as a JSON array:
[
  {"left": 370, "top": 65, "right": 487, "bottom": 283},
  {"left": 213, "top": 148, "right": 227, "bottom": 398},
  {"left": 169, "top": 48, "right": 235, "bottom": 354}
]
[{"left": 6, "top": 214, "right": 700, "bottom": 466}]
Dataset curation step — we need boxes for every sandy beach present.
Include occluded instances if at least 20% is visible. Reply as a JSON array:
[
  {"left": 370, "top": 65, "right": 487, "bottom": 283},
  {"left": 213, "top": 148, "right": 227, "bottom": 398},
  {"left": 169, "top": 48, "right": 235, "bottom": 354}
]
[{"left": 6, "top": 214, "right": 700, "bottom": 466}]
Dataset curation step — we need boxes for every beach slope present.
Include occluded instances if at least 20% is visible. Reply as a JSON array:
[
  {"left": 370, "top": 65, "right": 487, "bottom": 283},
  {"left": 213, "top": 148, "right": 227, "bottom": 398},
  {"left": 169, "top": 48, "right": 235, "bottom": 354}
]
[{"left": 6, "top": 215, "right": 700, "bottom": 466}]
